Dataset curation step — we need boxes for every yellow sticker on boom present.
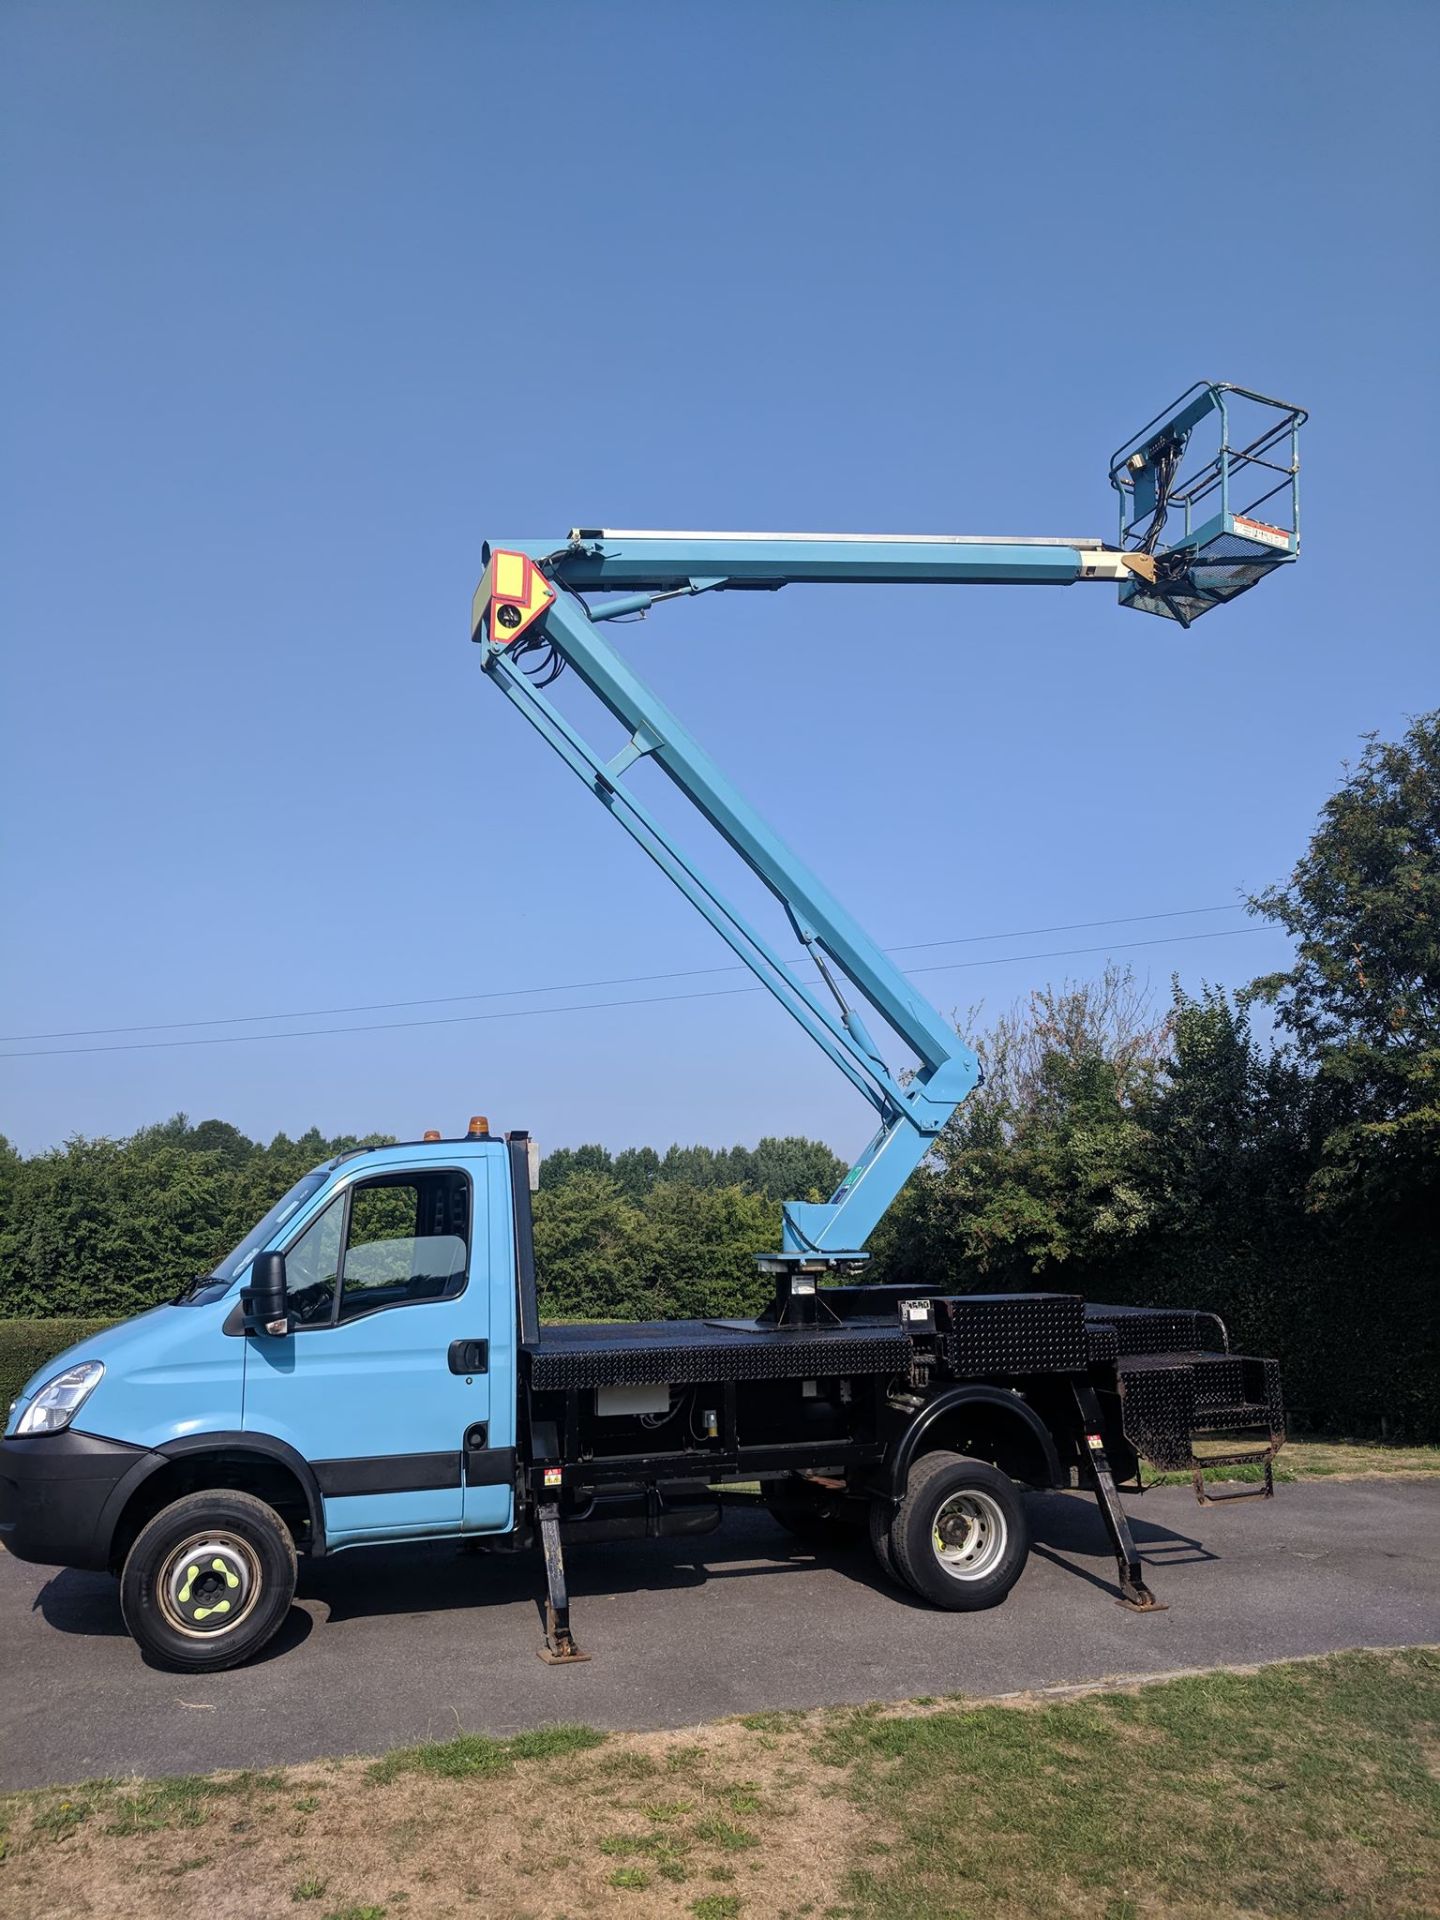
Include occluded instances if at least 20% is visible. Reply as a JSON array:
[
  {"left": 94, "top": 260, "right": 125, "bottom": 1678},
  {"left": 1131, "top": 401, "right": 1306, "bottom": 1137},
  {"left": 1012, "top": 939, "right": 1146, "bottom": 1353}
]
[{"left": 474, "top": 548, "right": 555, "bottom": 647}]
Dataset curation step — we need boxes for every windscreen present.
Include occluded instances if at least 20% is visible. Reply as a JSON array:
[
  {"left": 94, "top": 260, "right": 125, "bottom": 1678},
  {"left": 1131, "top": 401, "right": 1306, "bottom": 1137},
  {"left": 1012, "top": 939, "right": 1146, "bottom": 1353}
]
[{"left": 212, "top": 1169, "right": 332, "bottom": 1282}]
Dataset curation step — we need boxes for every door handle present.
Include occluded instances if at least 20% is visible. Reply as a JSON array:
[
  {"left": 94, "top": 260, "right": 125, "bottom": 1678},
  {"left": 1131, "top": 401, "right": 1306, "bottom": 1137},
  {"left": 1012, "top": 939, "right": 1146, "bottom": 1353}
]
[{"left": 448, "top": 1338, "right": 489, "bottom": 1376}]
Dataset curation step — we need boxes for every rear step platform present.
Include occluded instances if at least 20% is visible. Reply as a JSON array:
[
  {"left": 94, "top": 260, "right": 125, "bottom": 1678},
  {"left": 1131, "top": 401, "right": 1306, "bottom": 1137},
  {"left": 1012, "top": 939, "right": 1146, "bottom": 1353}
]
[{"left": 1116, "top": 1351, "right": 1285, "bottom": 1504}]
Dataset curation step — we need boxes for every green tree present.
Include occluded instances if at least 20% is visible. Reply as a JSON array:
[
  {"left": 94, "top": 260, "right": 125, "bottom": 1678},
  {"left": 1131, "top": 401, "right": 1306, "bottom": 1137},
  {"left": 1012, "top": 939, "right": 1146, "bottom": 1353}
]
[
  {"left": 0, "top": 1116, "right": 394, "bottom": 1319},
  {"left": 657, "top": 1143, "right": 730, "bottom": 1188},
  {"left": 633, "top": 1182, "right": 777, "bottom": 1320},
  {"left": 749, "top": 1135, "right": 846, "bottom": 1201},
  {"left": 611, "top": 1146, "right": 661, "bottom": 1198},
  {"left": 1149, "top": 984, "right": 1311, "bottom": 1233},
  {"left": 1247, "top": 711, "right": 1440, "bottom": 1208},
  {"left": 531, "top": 1172, "right": 646, "bottom": 1319},
  {"left": 873, "top": 967, "right": 1169, "bottom": 1284},
  {"left": 539, "top": 1143, "right": 614, "bottom": 1189}
]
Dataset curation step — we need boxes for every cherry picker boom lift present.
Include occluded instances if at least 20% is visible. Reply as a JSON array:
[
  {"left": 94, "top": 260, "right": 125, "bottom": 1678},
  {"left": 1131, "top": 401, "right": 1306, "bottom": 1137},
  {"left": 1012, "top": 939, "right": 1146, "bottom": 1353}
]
[
  {"left": 472, "top": 380, "right": 1304, "bottom": 1654},
  {"left": 0, "top": 383, "right": 1305, "bottom": 1673}
]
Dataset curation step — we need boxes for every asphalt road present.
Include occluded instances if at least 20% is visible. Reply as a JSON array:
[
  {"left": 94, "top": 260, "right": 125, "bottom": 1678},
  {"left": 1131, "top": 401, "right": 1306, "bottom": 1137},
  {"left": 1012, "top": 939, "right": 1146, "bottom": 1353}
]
[{"left": 3, "top": 1479, "right": 1437, "bottom": 1790}]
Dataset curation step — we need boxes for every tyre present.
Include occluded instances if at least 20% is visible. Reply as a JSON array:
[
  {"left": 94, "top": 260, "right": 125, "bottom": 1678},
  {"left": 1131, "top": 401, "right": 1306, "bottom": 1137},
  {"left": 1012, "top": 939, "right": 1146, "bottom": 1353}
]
[
  {"left": 763, "top": 1474, "right": 865, "bottom": 1551},
  {"left": 887, "top": 1452, "right": 1029, "bottom": 1612},
  {"left": 868, "top": 1498, "right": 901, "bottom": 1586},
  {"left": 120, "top": 1489, "right": 298, "bottom": 1672}
]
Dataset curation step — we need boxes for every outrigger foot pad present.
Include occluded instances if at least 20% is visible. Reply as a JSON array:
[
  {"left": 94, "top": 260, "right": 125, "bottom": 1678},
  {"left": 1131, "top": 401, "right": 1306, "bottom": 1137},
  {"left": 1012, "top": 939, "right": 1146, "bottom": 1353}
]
[
  {"left": 539, "top": 1605, "right": 591, "bottom": 1664},
  {"left": 1116, "top": 1578, "right": 1168, "bottom": 1613}
]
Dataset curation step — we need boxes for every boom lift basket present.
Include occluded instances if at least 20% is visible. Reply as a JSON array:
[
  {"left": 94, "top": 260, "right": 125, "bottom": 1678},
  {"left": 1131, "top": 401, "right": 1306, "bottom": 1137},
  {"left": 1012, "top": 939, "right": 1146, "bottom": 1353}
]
[{"left": 1109, "top": 382, "right": 1306, "bottom": 627}]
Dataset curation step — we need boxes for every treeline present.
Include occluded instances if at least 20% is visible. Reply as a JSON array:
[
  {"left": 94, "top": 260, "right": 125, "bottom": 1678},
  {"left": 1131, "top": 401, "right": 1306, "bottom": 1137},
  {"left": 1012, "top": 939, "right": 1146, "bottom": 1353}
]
[
  {"left": 0, "top": 1121, "right": 834, "bottom": 1326},
  {"left": 533, "top": 1136, "right": 845, "bottom": 1322},
  {"left": 1, "top": 713, "right": 1435, "bottom": 1435},
  {"left": 539, "top": 1137, "right": 844, "bottom": 1202},
  {"left": 0, "top": 1120, "right": 395, "bottom": 1321}
]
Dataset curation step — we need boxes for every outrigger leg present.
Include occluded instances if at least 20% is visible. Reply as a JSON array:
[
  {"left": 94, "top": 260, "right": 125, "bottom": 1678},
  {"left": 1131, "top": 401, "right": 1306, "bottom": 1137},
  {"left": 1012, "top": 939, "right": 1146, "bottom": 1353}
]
[
  {"left": 1071, "top": 1382, "right": 1166, "bottom": 1612},
  {"left": 536, "top": 1502, "right": 590, "bottom": 1664}
]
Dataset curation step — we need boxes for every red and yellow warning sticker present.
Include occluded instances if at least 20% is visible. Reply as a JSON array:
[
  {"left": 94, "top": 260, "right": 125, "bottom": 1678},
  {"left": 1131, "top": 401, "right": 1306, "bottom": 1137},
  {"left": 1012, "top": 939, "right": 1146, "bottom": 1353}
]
[{"left": 476, "top": 548, "right": 555, "bottom": 645}]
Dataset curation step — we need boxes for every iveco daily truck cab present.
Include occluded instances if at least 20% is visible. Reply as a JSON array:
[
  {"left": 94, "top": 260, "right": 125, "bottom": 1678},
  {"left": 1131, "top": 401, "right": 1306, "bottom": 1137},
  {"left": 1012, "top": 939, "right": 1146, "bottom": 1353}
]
[{"left": 4, "top": 1123, "right": 526, "bottom": 1666}]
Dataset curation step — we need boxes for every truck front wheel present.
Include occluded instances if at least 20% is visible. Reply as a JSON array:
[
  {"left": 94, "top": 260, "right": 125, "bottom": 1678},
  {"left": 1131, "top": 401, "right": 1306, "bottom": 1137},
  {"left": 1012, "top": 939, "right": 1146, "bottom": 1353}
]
[
  {"left": 120, "top": 1489, "right": 298, "bottom": 1671},
  {"left": 886, "top": 1452, "right": 1029, "bottom": 1611}
]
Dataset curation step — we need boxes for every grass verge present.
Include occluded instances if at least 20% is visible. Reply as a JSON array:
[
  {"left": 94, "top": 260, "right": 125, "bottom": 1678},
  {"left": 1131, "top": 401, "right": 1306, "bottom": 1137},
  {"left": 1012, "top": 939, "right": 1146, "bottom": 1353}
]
[
  {"left": 3, "top": 1648, "right": 1437, "bottom": 1918},
  {"left": 1141, "top": 1436, "right": 1440, "bottom": 1487}
]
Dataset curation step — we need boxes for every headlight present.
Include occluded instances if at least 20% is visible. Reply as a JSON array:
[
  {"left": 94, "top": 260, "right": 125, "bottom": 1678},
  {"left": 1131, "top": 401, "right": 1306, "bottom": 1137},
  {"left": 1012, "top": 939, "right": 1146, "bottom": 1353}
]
[{"left": 15, "top": 1361, "right": 105, "bottom": 1436}]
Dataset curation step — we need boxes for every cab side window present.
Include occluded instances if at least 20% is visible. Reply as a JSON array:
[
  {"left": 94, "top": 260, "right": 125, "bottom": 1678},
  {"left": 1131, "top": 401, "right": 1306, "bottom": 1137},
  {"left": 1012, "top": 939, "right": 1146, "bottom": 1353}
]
[
  {"left": 283, "top": 1195, "right": 346, "bottom": 1326},
  {"left": 336, "top": 1171, "right": 470, "bottom": 1324}
]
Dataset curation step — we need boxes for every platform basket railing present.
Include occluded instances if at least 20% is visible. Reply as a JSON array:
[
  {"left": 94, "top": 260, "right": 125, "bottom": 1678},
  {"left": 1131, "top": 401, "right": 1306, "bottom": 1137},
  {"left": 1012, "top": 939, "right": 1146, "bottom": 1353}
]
[{"left": 1109, "top": 381, "right": 1307, "bottom": 626}]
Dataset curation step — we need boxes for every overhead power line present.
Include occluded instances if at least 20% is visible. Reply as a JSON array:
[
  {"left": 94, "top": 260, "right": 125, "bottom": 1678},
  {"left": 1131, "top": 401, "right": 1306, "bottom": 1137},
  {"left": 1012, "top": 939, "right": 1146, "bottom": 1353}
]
[
  {"left": 0, "top": 923, "right": 1274, "bottom": 1061},
  {"left": 1, "top": 902, "right": 1250, "bottom": 1044}
]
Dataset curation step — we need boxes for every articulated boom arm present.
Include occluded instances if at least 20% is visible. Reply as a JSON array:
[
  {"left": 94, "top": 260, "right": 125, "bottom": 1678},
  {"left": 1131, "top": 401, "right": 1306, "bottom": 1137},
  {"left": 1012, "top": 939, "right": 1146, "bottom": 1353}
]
[
  {"left": 472, "top": 531, "right": 1149, "bottom": 1261},
  {"left": 473, "top": 386, "right": 1303, "bottom": 1263}
]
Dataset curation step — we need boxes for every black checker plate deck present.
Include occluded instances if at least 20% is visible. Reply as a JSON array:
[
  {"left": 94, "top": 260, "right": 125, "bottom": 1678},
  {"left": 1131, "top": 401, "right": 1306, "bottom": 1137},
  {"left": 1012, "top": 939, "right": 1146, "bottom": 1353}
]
[
  {"left": 1116, "top": 1359, "right": 1197, "bottom": 1471},
  {"left": 1085, "top": 1321, "right": 1120, "bottom": 1363},
  {"left": 1192, "top": 1354, "right": 1285, "bottom": 1431},
  {"left": 935, "top": 1293, "right": 1088, "bottom": 1376},
  {"left": 1189, "top": 1355, "right": 1248, "bottom": 1408},
  {"left": 526, "top": 1318, "right": 911, "bottom": 1391},
  {"left": 1085, "top": 1304, "right": 1228, "bottom": 1356}
]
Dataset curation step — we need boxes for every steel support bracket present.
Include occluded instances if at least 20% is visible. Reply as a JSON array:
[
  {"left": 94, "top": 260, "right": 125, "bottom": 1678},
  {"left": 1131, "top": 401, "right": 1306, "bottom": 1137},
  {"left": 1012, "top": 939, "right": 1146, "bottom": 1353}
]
[
  {"left": 536, "top": 1502, "right": 591, "bottom": 1664},
  {"left": 1192, "top": 1455, "right": 1275, "bottom": 1504},
  {"left": 1072, "top": 1380, "right": 1168, "bottom": 1614},
  {"left": 1077, "top": 550, "right": 1158, "bottom": 584}
]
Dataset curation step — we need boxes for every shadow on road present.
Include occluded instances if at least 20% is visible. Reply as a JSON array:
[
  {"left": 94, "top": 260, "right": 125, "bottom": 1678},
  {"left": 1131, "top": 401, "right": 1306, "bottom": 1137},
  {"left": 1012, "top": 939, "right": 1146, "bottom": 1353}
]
[
  {"left": 27, "top": 1493, "right": 1216, "bottom": 1645},
  {"left": 307, "top": 1496, "right": 1216, "bottom": 1624},
  {"left": 33, "top": 1568, "right": 315, "bottom": 1666},
  {"left": 1026, "top": 1489, "right": 1217, "bottom": 1601},
  {"left": 31, "top": 1567, "right": 128, "bottom": 1637},
  {"left": 1028, "top": 1490, "right": 1217, "bottom": 1562},
  {"left": 306, "top": 1513, "right": 832, "bottom": 1624},
  {"left": 32, "top": 1574, "right": 314, "bottom": 1666}
]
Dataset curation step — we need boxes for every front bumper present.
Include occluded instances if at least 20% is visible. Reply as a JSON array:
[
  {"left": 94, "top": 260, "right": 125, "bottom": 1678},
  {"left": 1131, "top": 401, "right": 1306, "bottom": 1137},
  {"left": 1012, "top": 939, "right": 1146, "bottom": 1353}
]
[{"left": 0, "top": 1430, "right": 152, "bottom": 1571}]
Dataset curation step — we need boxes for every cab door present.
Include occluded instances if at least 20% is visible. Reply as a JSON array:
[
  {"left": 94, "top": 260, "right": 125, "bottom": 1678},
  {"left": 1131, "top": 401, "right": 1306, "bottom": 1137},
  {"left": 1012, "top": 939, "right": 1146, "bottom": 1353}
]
[{"left": 242, "top": 1161, "right": 493, "bottom": 1547}]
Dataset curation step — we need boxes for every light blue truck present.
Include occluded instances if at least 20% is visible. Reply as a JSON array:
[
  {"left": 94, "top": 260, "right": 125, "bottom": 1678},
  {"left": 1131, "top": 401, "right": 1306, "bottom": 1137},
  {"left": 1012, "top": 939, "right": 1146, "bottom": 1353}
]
[{"left": 2, "top": 385, "right": 1299, "bottom": 1669}]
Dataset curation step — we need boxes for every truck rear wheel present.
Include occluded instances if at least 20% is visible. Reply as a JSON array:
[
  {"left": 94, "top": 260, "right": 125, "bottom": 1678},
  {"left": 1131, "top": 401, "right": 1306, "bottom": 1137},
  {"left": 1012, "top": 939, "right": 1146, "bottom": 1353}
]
[
  {"left": 887, "top": 1452, "right": 1029, "bottom": 1611},
  {"left": 120, "top": 1489, "right": 298, "bottom": 1671},
  {"left": 868, "top": 1499, "right": 901, "bottom": 1585}
]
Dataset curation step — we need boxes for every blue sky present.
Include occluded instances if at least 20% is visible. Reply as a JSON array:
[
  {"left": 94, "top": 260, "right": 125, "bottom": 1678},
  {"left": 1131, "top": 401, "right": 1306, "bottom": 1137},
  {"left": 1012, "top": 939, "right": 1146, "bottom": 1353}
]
[{"left": 3, "top": 1, "right": 1436, "bottom": 1163}]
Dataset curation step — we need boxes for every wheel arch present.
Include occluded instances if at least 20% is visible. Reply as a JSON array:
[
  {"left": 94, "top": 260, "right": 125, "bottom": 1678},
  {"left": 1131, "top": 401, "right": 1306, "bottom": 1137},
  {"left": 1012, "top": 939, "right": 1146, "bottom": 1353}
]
[
  {"left": 884, "top": 1385, "right": 1062, "bottom": 1498},
  {"left": 100, "top": 1432, "right": 325, "bottom": 1573}
]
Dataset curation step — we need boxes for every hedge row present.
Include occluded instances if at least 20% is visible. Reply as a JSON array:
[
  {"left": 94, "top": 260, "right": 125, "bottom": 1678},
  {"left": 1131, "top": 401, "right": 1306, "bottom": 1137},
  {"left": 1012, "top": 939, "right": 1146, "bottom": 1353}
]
[
  {"left": 1032, "top": 1212, "right": 1437, "bottom": 1442},
  {"left": 5, "top": 1223, "right": 1433, "bottom": 1441},
  {"left": 1, "top": 1318, "right": 121, "bottom": 1419}
]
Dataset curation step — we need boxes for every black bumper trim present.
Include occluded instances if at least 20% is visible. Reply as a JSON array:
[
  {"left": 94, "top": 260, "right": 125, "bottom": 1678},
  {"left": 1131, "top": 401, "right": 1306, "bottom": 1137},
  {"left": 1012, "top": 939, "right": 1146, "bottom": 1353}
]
[
  {"left": 0, "top": 1429, "right": 155, "bottom": 1571},
  {"left": 465, "top": 1445, "right": 516, "bottom": 1488},
  {"left": 313, "top": 1451, "right": 461, "bottom": 1497}
]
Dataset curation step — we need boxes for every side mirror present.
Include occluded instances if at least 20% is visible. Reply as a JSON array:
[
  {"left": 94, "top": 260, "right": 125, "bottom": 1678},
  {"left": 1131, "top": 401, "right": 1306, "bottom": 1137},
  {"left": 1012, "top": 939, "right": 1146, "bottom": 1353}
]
[{"left": 242, "top": 1251, "right": 290, "bottom": 1335}]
